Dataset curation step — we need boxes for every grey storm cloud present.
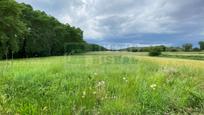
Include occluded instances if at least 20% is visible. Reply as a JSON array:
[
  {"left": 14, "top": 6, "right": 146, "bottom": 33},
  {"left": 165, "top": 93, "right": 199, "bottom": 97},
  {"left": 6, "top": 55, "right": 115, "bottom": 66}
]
[{"left": 16, "top": 0, "right": 204, "bottom": 46}]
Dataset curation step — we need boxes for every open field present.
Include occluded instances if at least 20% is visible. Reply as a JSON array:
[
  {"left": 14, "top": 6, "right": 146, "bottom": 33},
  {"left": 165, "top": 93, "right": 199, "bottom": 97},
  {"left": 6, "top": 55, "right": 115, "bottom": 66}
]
[
  {"left": 0, "top": 52, "right": 204, "bottom": 114},
  {"left": 161, "top": 52, "right": 204, "bottom": 61},
  {"left": 110, "top": 51, "right": 204, "bottom": 61}
]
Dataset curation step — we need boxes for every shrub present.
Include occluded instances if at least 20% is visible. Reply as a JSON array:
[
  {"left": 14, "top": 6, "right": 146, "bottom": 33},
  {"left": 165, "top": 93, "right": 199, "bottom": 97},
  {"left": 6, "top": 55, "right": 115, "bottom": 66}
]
[
  {"left": 149, "top": 50, "right": 161, "bottom": 56},
  {"left": 149, "top": 47, "right": 162, "bottom": 56}
]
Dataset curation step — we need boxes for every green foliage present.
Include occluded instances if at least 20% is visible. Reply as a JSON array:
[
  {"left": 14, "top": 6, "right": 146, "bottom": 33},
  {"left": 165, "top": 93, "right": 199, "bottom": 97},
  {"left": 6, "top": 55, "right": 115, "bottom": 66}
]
[
  {"left": 65, "top": 43, "right": 86, "bottom": 54},
  {"left": 19, "top": 4, "right": 85, "bottom": 57},
  {"left": 149, "top": 51, "right": 161, "bottom": 56},
  {"left": 182, "top": 43, "right": 193, "bottom": 52},
  {"left": 64, "top": 43, "right": 108, "bottom": 54},
  {"left": 0, "top": 2, "right": 98, "bottom": 59},
  {"left": 192, "top": 47, "right": 200, "bottom": 52},
  {"left": 149, "top": 46, "right": 162, "bottom": 56},
  {"left": 0, "top": 0, "right": 26, "bottom": 58},
  {"left": 166, "top": 47, "right": 182, "bottom": 52},
  {"left": 86, "top": 44, "right": 108, "bottom": 51},
  {"left": 199, "top": 41, "right": 204, "bottom": 50},
  {"left": 120, "top": 45, "right": 166, "bottom": 52}
]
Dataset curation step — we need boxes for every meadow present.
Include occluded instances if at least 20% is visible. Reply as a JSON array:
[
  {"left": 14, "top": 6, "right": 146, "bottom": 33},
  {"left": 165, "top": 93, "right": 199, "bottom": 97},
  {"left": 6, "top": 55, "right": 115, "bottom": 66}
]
[
  {"left": 161, "top": 52, "right": 204, "bottom": 61},
  {"left": 0, "top": 52, "right": 204, "bottom": 114}
]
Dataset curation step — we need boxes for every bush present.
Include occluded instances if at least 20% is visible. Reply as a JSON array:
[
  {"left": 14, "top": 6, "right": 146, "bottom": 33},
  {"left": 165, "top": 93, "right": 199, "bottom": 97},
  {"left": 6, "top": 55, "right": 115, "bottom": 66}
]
[
  {"left": 149, "top": 51, "right": 161, "bottom": 56},
  {"left": 149, "top": 47, "right": 162, "bottom": 56}
]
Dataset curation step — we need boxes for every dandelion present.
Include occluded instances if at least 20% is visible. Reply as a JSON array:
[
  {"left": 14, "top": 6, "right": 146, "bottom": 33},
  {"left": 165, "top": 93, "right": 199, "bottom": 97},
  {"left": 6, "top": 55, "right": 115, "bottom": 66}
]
[{"left": 150, "top": 84, "right": 157, "bottom": 90}]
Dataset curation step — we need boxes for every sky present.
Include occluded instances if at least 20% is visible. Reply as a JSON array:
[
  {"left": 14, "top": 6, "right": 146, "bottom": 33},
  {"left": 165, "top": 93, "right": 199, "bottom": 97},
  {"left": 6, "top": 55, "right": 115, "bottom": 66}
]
[{"left": 16, "top": 0, "right": 204, "bottom": 49}]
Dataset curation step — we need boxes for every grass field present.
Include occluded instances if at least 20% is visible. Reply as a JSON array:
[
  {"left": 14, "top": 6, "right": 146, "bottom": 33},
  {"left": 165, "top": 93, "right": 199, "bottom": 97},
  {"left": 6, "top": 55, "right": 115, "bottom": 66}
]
[
  {"left": 161, "top": 52, "right": 204, "bottom": 61},
  {"left": 0, "top": 52, "right": 204, "bottom": 114}
]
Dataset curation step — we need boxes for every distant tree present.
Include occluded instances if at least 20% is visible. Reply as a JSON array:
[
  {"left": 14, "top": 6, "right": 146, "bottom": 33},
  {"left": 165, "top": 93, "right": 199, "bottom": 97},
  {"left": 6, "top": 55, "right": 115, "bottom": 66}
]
[
  {"left": 182, "top": 43, "right": 193, "bottom": 52},
  {"left": 132, "top": 49, "right": 138, "bottom": 52},
  {"left": 153, "top": 45, "right": 166, "bottom": 52},
  {"left": 166, "top": 47, "right": 180, "bottom": 52},
  {"left": 158, "top": 45, "right": 166, "bottom": 51},
  {"left": 199, "top": 41, "right": 204, "bottom": 50},
  {"left": 192, "top": 47, "right": 200, "bottom": 52}
]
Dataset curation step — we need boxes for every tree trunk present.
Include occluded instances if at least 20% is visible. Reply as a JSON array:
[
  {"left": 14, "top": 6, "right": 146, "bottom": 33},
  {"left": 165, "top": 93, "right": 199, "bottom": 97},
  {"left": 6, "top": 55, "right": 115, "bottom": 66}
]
[{"left": 5, "top": 53, "right": 8, "bottom": 61}]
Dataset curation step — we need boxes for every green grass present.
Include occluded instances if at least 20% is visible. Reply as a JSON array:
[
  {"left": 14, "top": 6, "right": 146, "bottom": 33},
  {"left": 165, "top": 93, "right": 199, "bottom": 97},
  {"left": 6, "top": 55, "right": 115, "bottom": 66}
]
[
  {"left": 0, "top": 52, "right": 204, "bottom": 114},
  {"left": 114, "top": 51, "right": 204, "bottom": 61},
  {"left": 161, "top": 52, "right": 204, "bottom": 60}
]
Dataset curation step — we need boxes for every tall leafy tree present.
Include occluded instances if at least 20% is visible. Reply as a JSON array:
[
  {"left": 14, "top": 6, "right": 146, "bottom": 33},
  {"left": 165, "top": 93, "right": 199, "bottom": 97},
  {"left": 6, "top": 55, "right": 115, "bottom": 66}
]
[
  {"left": 0, "top": 1, "right": 99, "bottom": 59},
  {"left": 0, "top": 0, "right": 26, "bottom": 59}
]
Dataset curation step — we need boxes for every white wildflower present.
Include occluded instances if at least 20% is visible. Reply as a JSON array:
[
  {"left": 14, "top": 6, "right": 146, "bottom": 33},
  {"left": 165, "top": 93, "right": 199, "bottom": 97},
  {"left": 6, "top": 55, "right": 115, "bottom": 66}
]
[
  {"left": 96, "top": 80, "right": 105, "bottom": 87},
  {"left": 101, "top": 80, "right": 105, "bottom": 85},
  {"left": 82, "top": 91, "right": 86, "bottom": 98},
  {"left": 150, "top": 84, "right": 157, "bottom": 90},
  {"left": 112, "top": 96, "right": 117, "bottom": 99},
  {"left": 123, "top": 77, "right": 128, "bottom": 82}
]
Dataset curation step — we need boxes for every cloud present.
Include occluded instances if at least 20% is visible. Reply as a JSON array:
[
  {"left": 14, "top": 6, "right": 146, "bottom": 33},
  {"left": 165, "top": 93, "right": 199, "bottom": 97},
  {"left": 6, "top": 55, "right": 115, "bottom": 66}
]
[{"left": 16, "top": 0, "right": 204, "bottom": 46}]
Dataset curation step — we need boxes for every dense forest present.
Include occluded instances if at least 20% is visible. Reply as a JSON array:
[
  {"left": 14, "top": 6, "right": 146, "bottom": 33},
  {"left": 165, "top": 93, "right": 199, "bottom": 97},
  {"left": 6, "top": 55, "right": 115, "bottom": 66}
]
[{"left": 0, "top": 0, "right": 106, "bottom": 59}]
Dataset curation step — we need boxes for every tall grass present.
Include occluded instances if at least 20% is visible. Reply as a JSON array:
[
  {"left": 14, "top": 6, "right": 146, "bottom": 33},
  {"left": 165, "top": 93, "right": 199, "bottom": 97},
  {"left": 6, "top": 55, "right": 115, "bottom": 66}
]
[{"left": 0, "top": 53, "right": 204, "bottom": 114}]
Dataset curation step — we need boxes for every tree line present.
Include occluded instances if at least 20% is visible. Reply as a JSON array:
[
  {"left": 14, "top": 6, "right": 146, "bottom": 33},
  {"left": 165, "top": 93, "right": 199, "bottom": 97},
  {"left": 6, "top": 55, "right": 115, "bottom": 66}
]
[
  {"left": 0, "top": 0, "right": 106, "bottom": 59},
  {"left": 120, "top": 41, "right": 204, "bottom": 53}
]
